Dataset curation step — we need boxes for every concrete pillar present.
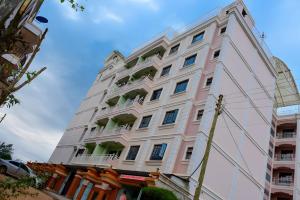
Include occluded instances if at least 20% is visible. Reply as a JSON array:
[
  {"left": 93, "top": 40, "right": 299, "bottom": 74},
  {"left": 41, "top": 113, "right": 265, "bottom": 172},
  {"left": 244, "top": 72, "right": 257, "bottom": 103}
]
[
  {"left": 96, "top": 189, "right": 106, "bottom": 200},
  {"left": 46, "top": 173, "right": 57, "bottom": 190},
  {"left": 66, "top": 174, "right": 82, "bottom": 199},
  {"left": 76, "top": 180, "right": 89, "bottom": 200},
  {"left": 54, "top": 175, "right": 65, "bottom": 193}
]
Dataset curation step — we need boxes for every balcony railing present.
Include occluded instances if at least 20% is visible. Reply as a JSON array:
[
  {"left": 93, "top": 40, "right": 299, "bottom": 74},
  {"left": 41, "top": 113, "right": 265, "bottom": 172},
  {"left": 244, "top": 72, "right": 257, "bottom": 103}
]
[
  {"left": 274, "top": 154, "right": 295, "bottom": 161},
  {"left": 71, "top": 154, "right": 119, "bottom": 166},
  {"left": 108, "top": 75, "right": 153, "bottom": 98},
  {"left": 118, "top": 55, "right": 161, "bottom": 79},
  {"left": 272, "top": 177, "right": 294, "bottom": 186},
  {"left": 276, "top": 132, "right": 296, "bottom": 139},
  {"left": 106, "top": 124, "right": 132, "bottom": 135}
]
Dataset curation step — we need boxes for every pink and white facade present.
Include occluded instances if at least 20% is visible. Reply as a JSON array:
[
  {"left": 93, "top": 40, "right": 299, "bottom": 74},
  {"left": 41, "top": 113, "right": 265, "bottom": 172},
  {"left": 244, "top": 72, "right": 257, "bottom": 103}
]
[{"left": 49, "top": 1, "right": 298, "bottom": 199}]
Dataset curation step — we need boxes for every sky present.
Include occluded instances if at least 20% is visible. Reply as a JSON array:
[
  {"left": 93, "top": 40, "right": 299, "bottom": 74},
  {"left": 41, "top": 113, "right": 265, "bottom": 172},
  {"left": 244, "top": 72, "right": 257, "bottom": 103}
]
[{"left": 0, "top": 0, "right": 299, "bottom": 162}]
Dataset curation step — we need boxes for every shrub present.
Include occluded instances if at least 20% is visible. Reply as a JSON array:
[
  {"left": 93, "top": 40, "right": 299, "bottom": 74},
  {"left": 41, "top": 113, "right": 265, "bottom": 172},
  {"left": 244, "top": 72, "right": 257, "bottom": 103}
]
[{"left": 141, "top": 186, "right": 178, "bottom": 200}]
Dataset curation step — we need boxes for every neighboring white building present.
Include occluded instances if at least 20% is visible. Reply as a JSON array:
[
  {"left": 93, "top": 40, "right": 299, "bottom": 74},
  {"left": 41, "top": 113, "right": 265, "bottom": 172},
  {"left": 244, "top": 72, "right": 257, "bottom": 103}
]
[{"left": 49, "top": 1, "right": 299, "bottom": 199}]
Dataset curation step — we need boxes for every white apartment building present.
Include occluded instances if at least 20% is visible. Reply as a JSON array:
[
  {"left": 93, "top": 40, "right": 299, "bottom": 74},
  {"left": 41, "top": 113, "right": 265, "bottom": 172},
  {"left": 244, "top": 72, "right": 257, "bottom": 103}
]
[{"left": 48, "top": 1, "right": 299, "bottom": 199}]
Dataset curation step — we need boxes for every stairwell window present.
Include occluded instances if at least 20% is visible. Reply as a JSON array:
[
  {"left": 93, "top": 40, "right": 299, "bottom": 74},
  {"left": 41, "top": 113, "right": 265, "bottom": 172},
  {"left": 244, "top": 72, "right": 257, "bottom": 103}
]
[
  {"left": 205, "top": 77, "right": 213, "bottom": 87},
  {"left": 139, "top": 115, "right": 152, "bottom": 128},
  {"left": 126, "top": 145, "right": 140, "bottom": 160},
  {"left": 174, "top": 79, "right": 189, "bottom": 94},
  {"left": 185, "top": 147, "right": 193, "bottom": 160},
  {"left": 220, "top": 26, "right": 227, "bottom": 35},
  {"left": 162, "top": 109, "right": 179, "bottom": 125},
  {"left": 191, "top": 31, "right": 205, "bottom": 44},
  {"left": 161, "top": 65, "right": 171, "bottom": 77},
  {"left": 150, "top": 88, "right": 163, "bottom": 101},
  {"left": 196, "top": 109, "right": 204, "bottom": 121},
  {"left": 150, "top": 143, "right": 167, "bottom": 160},
  {"left": 213, "top": 50, "right": 220, "bottom": 59},
  {"left": 183, "top": 54, "right": 197, "bottom": 67},
  {"left": 169, "top": 44, "right": 180, "bottom": 55}
]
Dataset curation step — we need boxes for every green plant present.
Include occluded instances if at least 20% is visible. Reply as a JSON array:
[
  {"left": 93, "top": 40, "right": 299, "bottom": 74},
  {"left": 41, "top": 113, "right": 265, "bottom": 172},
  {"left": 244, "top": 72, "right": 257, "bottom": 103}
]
[
  {"left": 0, "top": 142, "right": 13, "bottom": 160},
  {"left": 141, "top": 187, "right": 178, "bottom": 200}
]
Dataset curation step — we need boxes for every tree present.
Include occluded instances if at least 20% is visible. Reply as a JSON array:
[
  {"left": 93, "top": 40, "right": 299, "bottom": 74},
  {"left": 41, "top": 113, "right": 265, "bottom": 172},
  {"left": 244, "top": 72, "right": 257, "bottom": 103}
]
[
  {"left": 140, "top": 187, "right": 178, "bottom": 200},
  {"left": 0, "top": 142, "right": 13, "bottom": 160}
]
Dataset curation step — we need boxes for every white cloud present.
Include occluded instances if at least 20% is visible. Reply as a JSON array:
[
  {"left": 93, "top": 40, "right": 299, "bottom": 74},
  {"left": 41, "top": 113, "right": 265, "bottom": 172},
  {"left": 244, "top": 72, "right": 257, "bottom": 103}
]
[
  {"left": 91, "top": 7, "right": 124, "bottom": 24},
  {"left": 126, "top": 0, "right": 159, "bottom": 11}
]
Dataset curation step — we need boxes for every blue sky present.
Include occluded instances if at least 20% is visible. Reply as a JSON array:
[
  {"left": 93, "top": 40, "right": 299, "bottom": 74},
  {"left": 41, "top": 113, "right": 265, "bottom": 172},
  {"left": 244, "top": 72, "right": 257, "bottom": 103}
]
[{"left": 0, "top": 0, "right": 299, "bottom": 162}]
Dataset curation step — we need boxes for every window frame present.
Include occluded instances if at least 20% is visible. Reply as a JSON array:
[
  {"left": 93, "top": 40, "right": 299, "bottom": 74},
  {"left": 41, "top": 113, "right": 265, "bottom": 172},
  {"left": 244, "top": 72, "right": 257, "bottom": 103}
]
[
  {"left": 184, "top": 146, "right": 193, "bottom": 160},
  {"left": 169, "top": 44, "right": 180, "bottom": 55},
  {"left": 205, "top": 77, "right": 213, "bottom": 87},
  {"left": 125, "top": 145, "right": 140, "bottom": 161},
  {"left": 160, "top": 65, "right": 172, "bottom": 77},
  {"left": 150, "top": 88, "right": 163, "bottom": 101},
  {"left": 139, "top": 115, "right": 152, "bottom": 128},
  {"left": 191, "top": 31, "right": 205, "bottom": 44},
  {"left": 162, "top": 109, "right": 179, "bottom": 125},
  {"left": 174, "top": 79, "right": 189, "bottom": 94},
  {"left": 149, "top": 143, "right": 167, "bottom": 161},
  {"left": 183, "top": 54, "right": 197, "bottom": 68},
  {"left": 195, "top": 109, "right": 204, "bottom": 121}
]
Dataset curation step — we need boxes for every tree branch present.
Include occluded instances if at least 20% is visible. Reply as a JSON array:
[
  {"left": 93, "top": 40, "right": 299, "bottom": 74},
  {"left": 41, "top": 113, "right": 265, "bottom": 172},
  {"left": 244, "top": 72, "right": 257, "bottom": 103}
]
[{"left": 12, "top": 67, "right": 46, "bottom": 92}]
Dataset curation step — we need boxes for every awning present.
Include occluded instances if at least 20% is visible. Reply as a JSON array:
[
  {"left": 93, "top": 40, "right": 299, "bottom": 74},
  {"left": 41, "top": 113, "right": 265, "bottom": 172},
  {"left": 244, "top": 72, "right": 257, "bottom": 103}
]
[{"left": 274, "top": 57, "right": 300, "bottom": 107}]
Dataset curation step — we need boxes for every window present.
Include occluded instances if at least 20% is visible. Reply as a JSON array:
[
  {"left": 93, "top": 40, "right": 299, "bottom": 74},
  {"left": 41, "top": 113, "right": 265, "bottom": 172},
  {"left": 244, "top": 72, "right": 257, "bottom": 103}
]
[
  {"left": 192, "top": 32, "right": 205, "bottom": 44},
  {"left": 267, "top": 163, "right": 272, "bottom": 171},
  {"left": 150, "top": 144, "right": 167, "bottom": 160},
  {"left": 9, "top": 161, "right": 20, "bottom": 167},
  {"left": 196, "top": 109, "right": 204, "bottom": 121},
  {"left": 139, "top": 115, "right": 152, "bottom": 128},
  {"left": 78, "top": 128, "right": 88, "bottom": 142},
  {"left": 150, "top": 88, "right": 163, "bottom": 101},
  {"left": 174, "top": 79, "right": 189, "bottom": 94},
  {"left": 75, "top": 149, "right": 85, "bottom": 157},
  {"left": 126, "top": 146, "right": 140, "bottom": 160},
  {"left": 220, "top": 26, "right": 227, "bottom": 34},
  {"left": 242, "top": 9, "right": 247, "bottom": 17},
  {"left": 163, "top": 109, "right": 179, "bottom": 125},
  {"left": 213, "top": 50, "right": 220, "bottom": 59},
  {"left": 183, "top": 54, "right": 197, "bottom": 67},
  {"left": 185, "top": 147, "right": 193, "bottom": 160},
  {"left": 205, "top": 77, "right": 213, "bottom": 86},
  {"left": 90, "top": 127, "right": 96, "bottom": 134},
  {"left": 169, "top": 44, "right": 180, "bottom": 55},
  {"left": 20, "top": 164, "right": 29, "bottom": 173},
  {"left": 268, "top": 149, "right": 273, "bottom": 158},
  {"left": 266, "top": 173, "right": 271, "bottom": 182},
  {"left": 161, "top": 65, "right": 171, "bottom": 77},
  {"left": 270, "top": 128, "right": 275, "bottom": 137},
  {"left": 269, "top": 141, "right": 274, "bottom": 148},
  {"left": 89, "top": 108, "right": 98, "bottom": 122}
]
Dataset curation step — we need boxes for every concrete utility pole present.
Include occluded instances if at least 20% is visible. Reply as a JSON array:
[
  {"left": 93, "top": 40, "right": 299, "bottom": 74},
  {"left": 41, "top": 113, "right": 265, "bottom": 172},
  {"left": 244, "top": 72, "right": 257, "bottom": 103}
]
[{"left": 193, "top": 94, "right": 223, "bottom": 200}]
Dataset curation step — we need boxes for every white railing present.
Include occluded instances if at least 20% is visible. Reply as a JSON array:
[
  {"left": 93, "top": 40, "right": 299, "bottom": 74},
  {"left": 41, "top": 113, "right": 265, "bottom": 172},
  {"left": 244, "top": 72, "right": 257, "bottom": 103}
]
[
  {"left": 108, "top": 75, "right": 153, "bottom": 97},
  {"left": 71, "top": 154, "right": 119, "bottom": 166},
  {"left": 107, "top": 124, "right": 132, "bottom": 134},
  {"left": 272, "top": 177, "right": 294, "bottom": 186},
  {"left": 274, "top": 154, "right": 295, "bottom": 161},
  {"left": 118, "top": 54, "right": 161, "bottom": 79},
  {"left": 276, "top": 132, "right": 297, "bottom": 139}
]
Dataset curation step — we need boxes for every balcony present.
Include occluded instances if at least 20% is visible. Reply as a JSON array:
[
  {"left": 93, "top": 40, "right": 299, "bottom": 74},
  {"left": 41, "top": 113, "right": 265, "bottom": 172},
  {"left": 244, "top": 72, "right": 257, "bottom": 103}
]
[
  {"left": 275, "top": 132, "right": 296, "bottom": 146},
  {"left": 118, "top": 54, "right": 161, "bottom": 79},
  {"left": 71, "top": 154, "right": 119, "bottom": 167},
  {"left": 272, "top": 177, "right": 293, "bottom": 187},
  {"left": 107, "top": 75, "right": 153, "bottom": 100},
  {"left": 273, "top": 154, "right": 295, "bottom": 169}
]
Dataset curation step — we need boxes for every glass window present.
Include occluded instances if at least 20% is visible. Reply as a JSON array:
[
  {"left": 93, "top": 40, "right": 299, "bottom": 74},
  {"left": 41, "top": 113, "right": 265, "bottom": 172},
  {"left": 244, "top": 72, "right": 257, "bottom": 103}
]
[
  {"left": 20, "top": 164, "right": 29, "bottom": 173},
  {"left": 9, "top": 161, "right": 20, "bottom": 167},
  {"left": 213, "top": 50, "right": 220, "bottom": 58},
  {"left": 150, "top": 144, "right": 167, "bottom": 160},
  {"left": 266, "top": 173, "right": 271, "bottom": 182},
  {"left": 161, "top": 65, "right": 171, "bottom": 77},
  {"left": 150, "top": 88, "right": 163, "bottom": 101},
  {"left": 90, "top": 127, "right": 96, "bottom": 134},
  {"left": 185, "top": 147, "right": 193, "bottom": 160},
  {"left": 220, "top": 26, "right": 227, "bottom": 34},
  {"left": 183, "top": 54, "right": 197, "bottom": 67},
  {"left": 126, "top": 146, "right": 140, "bottom": 160},
  {"left": 163, "top": 109, "right": 179, "bottom": 125},
  {"left": 139, "top": 115, "right": 152, "bottom": 128},
  {"left": 169, "top": 44, "right": 180, "bottom": 55},
  {"left": 196, "top": 110, "right": 204, "bottom": 121},
  {"left": 206, "top": 77, "right": 213, "bottom": 86},
  {"left": 192, "top": 32, "right": 205, "bottom": 44},
  {"left": 174, "top": 80, "right": 189, "bottom": 94}
]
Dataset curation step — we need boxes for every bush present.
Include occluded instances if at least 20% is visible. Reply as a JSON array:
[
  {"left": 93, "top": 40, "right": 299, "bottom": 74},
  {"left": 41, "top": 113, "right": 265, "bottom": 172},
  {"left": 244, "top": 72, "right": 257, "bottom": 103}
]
[{"left": 141, "top": 187, "right": 178, "bottom": 200}]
